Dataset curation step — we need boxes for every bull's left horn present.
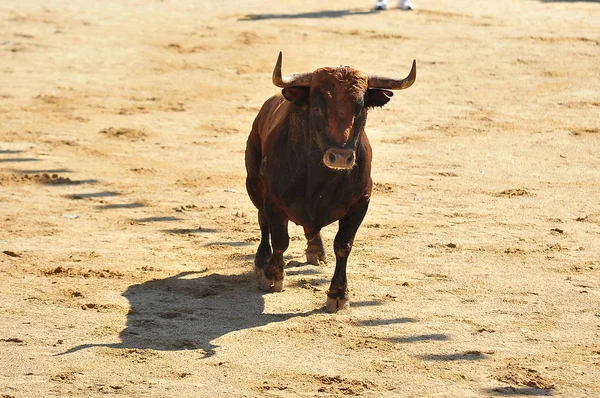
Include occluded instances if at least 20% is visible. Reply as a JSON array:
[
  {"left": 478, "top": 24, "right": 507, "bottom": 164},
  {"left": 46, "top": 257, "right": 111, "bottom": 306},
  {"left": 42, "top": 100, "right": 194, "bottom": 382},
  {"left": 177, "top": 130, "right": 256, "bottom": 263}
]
[
  {"left": 367, "top": 59, "right": 416, "bottom": 90},
  {"left": 272, "top": 51, "right": 312, "bottom": 88}
]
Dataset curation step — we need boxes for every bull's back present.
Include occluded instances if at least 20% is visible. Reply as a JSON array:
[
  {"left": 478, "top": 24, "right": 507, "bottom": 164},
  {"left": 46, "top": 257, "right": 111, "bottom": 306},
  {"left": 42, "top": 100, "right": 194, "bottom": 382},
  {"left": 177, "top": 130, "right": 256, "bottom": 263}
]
[
  {"left": 248, "top": 94, "right": 291, "bottom": 154},
  {"left": 245, "top": 94, "right": 291, "bottom": 209}
]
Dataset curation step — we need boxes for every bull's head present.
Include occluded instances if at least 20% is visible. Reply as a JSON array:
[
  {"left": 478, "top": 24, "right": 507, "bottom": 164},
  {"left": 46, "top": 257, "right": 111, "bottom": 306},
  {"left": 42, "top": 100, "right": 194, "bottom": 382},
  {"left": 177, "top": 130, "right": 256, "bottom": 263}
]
[{"left": 272, "top": 51, "right": 416, "bottom": 170}]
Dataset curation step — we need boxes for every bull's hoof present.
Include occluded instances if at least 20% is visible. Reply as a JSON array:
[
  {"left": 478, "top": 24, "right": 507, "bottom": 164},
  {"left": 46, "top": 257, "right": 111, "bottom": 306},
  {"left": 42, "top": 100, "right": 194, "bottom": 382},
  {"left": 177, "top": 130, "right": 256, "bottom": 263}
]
[
  {"left": 272, "top": 279, "right": 284, "bottom": 292},
  {"left": 306, "top": 251, "right": 327, "bottom": 265},
  {"left": 326, "top": 296, "right": 350, "bottom": 313},
  {"left": 258, "top": 272, "right": 285, "bottom": 292},
  {"left": 258, "top": 274, "right": 273, "bottom": 292},
  {"left": 306, "top": 252, "right": 318, "bottom": 265}
]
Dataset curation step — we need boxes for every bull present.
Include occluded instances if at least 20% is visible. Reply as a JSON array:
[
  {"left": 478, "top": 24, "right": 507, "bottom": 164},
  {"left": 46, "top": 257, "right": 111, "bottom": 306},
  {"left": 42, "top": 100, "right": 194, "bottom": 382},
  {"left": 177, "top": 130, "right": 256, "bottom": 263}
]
[{"left": 245, "top": 52, "right": 416, "bottom": 311}]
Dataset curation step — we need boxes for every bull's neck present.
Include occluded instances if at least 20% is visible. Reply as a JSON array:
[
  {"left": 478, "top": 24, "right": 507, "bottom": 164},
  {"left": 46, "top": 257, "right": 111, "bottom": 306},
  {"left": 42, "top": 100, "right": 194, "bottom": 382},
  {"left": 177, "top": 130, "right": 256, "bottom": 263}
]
[{"left": 287, "top": 107, "right": 310, "bottom": 147}]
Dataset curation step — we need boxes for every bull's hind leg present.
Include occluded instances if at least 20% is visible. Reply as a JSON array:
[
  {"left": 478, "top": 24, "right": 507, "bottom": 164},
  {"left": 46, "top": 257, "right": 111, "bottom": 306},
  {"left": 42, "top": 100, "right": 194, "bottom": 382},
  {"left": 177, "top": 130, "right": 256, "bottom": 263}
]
[
  {"left": 259, "top": 202, "right": 289, "bottom": 292},
  {"left": 246, "top": 132, "right": 272, "bottom": 285},
  {"left": 326, "top": 198, "right": 370, "bottom": 312},
  {"left": 254, "top": 212, "right": 272, "bottom": 286},
  {"left": 304, "top": 227, "right": 327, "bottom": 265}
]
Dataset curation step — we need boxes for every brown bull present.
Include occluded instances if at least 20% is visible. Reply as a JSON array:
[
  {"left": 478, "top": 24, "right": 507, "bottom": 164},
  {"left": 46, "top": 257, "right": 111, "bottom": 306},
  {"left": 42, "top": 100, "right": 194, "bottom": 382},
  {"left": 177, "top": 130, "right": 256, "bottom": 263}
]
[{"left": 245, "top": 52, "right": 416, "bottom": 311}]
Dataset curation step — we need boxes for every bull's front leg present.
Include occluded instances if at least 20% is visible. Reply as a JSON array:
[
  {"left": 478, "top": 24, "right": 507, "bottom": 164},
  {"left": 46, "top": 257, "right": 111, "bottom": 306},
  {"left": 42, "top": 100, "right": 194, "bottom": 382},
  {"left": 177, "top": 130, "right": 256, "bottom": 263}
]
[
  {"left": 259, "top": 199, "right": 289, "bottom": 292},
  {"left": 327, "top": 197, "right": 370, "bottom": 312}
]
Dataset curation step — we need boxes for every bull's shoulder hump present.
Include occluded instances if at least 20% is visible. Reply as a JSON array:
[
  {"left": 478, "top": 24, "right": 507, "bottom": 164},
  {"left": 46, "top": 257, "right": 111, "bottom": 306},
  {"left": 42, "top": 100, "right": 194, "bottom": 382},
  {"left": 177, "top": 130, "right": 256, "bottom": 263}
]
[{"left": 258, "top": 95, "right": 292, "bottom": 143}]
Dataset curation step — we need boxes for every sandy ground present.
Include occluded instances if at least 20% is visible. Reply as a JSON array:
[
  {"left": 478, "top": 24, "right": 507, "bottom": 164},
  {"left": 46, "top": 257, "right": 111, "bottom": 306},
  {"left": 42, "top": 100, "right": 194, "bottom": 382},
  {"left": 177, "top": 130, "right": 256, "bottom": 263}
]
[{"left": 1, "top": 0, "right": 599, "bottom": 396}]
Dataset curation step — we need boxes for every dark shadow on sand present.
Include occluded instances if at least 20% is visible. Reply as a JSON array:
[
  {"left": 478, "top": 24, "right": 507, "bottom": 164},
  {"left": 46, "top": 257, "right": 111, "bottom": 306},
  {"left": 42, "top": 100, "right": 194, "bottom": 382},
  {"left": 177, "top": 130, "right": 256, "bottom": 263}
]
[
  {"left": 0, "top": 157, "right": 40, "bottom": 163},
  {"left": 350, "top": 299, "right": 388, "bottom": 307},
  {"left": 239, "top": 8, "right": 378, "bottom": 21},
  {"left": 355, "top": 317, "right": 418, "bottom": 326},
  {"left": 59, "top": 271, "right": 317, "bottom": 357},
  {"left": 65, "top": 191, "right": 121, "bottom": 199},
  {"left": 14, "top": 168, "right": 72, "bottom": 174},
  {"left": 386, "top": 333, "right": 450, "bottom": 343},
  {"left": 420, "top": 350, "right": 487, "bottom": 361},
  {"left": 132, "top": 216, "right": 182, "bottom": 223},
  {"left": 484, "top": 386, "right": 554, "bottom": 396},
  {"left": 95, "top": 202, "right": 146, "bottom": 210},
  {"left": 203, "top": 241, "right": 253, "bottom": 247},
  {"left": 0, "top": 150, "right": 24, "bottom": 154}
]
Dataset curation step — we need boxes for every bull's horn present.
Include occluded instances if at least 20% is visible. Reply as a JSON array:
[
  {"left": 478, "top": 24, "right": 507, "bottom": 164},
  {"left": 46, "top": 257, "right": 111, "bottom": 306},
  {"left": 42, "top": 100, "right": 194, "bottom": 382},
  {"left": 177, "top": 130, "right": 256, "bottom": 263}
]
[
  {"left": 367, "top": 59, "right": 416, "bottom": 90},
  {"left": 272, "top": 51, "right": 312, "bottom": 88}
]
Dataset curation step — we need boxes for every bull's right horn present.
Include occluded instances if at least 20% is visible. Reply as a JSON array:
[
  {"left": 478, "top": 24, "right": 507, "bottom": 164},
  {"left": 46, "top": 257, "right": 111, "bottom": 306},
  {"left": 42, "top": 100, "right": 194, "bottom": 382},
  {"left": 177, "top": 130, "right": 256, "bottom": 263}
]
[
  {"left": 367, "top": 59, "right": 417, "bottom": 90},
  {"left": 272, "top": 51, "right": 313, "bottom": 88}
]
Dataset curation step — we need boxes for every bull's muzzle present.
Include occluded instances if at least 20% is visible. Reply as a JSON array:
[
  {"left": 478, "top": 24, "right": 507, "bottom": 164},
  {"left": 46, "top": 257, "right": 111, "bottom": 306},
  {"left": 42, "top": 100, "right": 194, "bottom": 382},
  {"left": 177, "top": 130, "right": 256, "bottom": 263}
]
[{"left": 323, "top": 148, "right": 356, "bottom": 170}]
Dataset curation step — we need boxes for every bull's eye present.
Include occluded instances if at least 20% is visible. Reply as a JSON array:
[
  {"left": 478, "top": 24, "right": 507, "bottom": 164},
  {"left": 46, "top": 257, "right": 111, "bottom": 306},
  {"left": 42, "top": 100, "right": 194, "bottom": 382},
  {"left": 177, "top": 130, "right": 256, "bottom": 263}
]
[{"left": 313, "top": 106, "right": 323, "bottom": 116}]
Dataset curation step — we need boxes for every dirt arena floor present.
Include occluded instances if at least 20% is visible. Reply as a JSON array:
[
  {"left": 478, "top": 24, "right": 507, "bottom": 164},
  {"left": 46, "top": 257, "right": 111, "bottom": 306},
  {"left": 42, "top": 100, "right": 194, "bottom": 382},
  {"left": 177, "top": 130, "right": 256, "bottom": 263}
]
[{"left": 1, "top": 0, "right": 599, "bottom": 396}]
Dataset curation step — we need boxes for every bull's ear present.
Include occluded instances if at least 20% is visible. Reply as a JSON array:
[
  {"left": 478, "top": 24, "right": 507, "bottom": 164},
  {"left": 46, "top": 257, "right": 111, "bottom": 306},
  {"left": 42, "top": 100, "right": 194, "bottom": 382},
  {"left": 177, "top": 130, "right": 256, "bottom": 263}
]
[
  {"left": 282, "top": 87, "right": 309, "bottom": 106},
  {"left": 366, "top": 89, "right": 394, "bottom": 108}
]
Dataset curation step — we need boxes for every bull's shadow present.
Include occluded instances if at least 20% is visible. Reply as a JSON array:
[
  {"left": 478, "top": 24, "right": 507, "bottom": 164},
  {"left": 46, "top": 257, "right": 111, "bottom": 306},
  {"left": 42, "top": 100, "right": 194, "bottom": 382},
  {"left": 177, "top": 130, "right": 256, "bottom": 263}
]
[{"left": 61, "top": 270, "right": 314, "bottom": 357}]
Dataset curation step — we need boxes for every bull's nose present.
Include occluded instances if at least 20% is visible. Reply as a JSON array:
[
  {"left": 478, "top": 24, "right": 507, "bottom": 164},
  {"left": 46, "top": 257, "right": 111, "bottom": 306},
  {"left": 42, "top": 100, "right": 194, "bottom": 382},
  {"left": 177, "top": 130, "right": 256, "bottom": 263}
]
[{"left": 323, "top": 148, "right": 356, "bottom": 169}]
